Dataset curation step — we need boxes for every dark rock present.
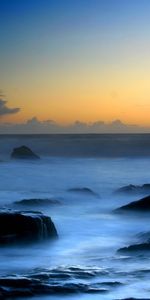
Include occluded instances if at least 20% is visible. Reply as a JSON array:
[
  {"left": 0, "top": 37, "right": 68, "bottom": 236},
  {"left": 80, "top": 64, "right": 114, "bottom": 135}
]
[
  {"left": 116, "top": 298, "right": 150, "bottom": 300},
  {"left": 11, "top": 145, "right": 40, "bottom": 160},
  {"left": 115, "top": 184, "right": 150, "bottom": 195},
  {"left": 68, "top": 187, "right": 97, "bottom": 196},
  {"left": 0, "top": 265, "right": 122, "bottom": 298},
  {"left": 115, "top": 195, "right": 150, "bottom": 212},
  {"left": 13, "top": 198, "right": 62, "bottom": 207},
  {"left": 0, "top": 210, "right": 58, "bottom": 245},
  {"left": 118, "top": 242, "right": 150, "bottom": 253}
]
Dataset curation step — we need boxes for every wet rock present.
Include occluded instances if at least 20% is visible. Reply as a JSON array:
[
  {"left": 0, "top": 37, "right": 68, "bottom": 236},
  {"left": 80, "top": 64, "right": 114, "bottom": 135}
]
[
  {"left": 13, "top": 198, "right": 62, "bottom": 207},
  {"left": 0, "top": 266, "right": 122, "bottom": 298},
  {"left": 117, "top": 230, "right": 150, "bottom": 254},
  {"left": 11, "top": 145, "right": 40, "bottom": 160},
  {"left": 118, "top": 242, "right": 150, "bottom": 253},
  {"left": 0, "top": 210, "right": 58, "bottom": 245},
  {"left": 115, "top": 195, "right": 150, "bottom": 212},
  {"left": 68, "top": 187, "right": 98, "bottom": 196},
  {"left": 115, "top": 184, "right": 150, "bottom": 195}
]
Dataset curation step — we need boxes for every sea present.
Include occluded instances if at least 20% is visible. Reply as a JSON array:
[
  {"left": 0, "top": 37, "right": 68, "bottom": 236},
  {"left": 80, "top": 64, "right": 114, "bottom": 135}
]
[{"left": 0, "top": 134, "right": 150, "bottom": 299}]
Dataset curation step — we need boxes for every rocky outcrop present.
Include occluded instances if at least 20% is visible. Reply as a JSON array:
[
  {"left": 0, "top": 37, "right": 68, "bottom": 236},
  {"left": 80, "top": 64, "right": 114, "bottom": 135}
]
[
  {"left": 115, "top": 184, "right": 150, "bottom": 195},
  {"left": 115, "top": 195, "right": 150, "bottom": 212},
  {"left": 11, "top": 146, "right": 40, "bottom": 160},
  {"left": 0, "top": 210, "right": 58, "bottom": 245},
  {"left": 13, "top": 198, "right": 62, "bottom": 207}
]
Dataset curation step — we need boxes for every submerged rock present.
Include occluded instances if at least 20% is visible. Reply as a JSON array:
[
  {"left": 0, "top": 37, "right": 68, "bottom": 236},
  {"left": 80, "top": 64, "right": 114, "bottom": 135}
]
[
  {"left": 0, "top": 210, "right": 58, "bottom": 245},
  {"left": 68, "top": 187, "right": 98, "bottom": 196},
  {"left": 13, "top": 198, "right": 62, "bottom": 207},
  {"left": 115, "top": 184, "right": 150, "bottom": 195},
  {"left": 115, "top": 195, "right": 150, "bottom": 212},
  {"left": 11, "top": 145, "right": 40, "bottom": 160}
]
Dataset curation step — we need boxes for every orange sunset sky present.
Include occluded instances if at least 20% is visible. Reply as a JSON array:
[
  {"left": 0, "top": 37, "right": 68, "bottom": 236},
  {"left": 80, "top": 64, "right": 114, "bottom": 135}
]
[{"left": 1, "top": 0, "right": 150, "bottom": 129}]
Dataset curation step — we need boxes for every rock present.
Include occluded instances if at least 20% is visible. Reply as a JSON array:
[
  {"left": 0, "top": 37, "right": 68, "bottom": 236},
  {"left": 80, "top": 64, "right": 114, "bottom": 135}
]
[
  {"left": 115, "top": 195, "right": 150, "bottom": 212},
  {"left": 117, "top": 231, "right": 150, "bottom": 253},
  {"left": 0, "top": 210, "right": 58, "bottom": 245},
  {"left": 118, "top": 242, "right": 150, "bottom": 253},
  {"left": 11, "top": 145, "right": 40, "bottom": 160},
  {"left": 0, "top": 266, "right": 122, "bottom": 298},
  {"left": 13, "top": 198, "right": 62, "bottom": 207},
  {"left": 68, "top": 187, "right": 98, "bottom": 196},
  {"left": 116, "top": 298, "right": 150, "bottom": 300},
  {"left": 115, "top": 184, "right": 150, "bottom": 195}
]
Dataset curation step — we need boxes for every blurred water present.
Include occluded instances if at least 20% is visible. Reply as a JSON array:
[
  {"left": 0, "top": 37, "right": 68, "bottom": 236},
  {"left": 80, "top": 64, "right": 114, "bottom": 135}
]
[{"left": 0, "top": 135, "right": 150, "bottom": 299}]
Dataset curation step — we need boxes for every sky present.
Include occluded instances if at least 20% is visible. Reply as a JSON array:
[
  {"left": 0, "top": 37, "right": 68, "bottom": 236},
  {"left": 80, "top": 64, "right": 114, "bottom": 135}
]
[{"left": 1, "top": 0, "right": 150, "bottom": 133}]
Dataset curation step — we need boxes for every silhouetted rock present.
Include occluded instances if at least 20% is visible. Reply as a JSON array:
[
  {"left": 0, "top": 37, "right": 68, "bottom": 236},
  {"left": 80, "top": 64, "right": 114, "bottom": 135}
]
[
  {"left": 115, "top": 184, "right": 150, "bottom": 195},
  {"left": 115, "top": 195, "right": 150, "bottom": 212},
  {"left": 68, "top": 187, "right": 98, "bottom": 196},
  {"left": 0, "top": 210, "right": 58, "bottom": 245},
  {"left": 11, "top": 145, "right": 40, "bottom": 160},
  {"left": 13, "top": 198, "right": 62, "bottom": 207}
]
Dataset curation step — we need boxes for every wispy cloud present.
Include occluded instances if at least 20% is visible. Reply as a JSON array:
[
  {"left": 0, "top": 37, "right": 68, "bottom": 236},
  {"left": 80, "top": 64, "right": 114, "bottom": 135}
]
[{"left": 0, "top": 99, "right": 20, "bottom": 116}]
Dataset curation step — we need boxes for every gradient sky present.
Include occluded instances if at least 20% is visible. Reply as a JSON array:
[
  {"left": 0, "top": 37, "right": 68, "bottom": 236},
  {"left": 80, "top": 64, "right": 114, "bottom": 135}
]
[{"left": 1, "top": 0, "right": 150, "bottom": 127}]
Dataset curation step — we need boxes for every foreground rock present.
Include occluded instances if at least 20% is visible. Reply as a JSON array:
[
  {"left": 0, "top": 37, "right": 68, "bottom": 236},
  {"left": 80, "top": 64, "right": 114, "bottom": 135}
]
[
  {"left": 115, "top": 184, "right": 150, "bottom": 195},
  {"left": 11, "top": 146, "right": 40, "bottom": 160},
  {"left": 13, "top": 198, "right": 62, "bottom": 207},
  {"left": 115, "top": 195, "right": 150, "bottom": 212},
  {"left": 68, "top": 187, "right": 98, "bottom": 196},
  {"left": 0, "top": 266, "right": 121, "bottom": 298},
  {"left": 0, "top": 210, "right": 58, "bottom": 245}
]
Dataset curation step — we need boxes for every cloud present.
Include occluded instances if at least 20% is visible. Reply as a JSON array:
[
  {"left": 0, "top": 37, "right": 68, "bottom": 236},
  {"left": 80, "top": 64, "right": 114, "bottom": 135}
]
[
  {"left": 0, "top": 117, "right": 149, "bottom": 134},
  {"left": 0, "top": 99, "right": 20, "bottom": 116}
]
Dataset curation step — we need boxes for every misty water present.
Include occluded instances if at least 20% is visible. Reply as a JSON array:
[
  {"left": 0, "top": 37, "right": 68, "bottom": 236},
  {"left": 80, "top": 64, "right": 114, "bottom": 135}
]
[{"left": 1, "top": 134, "right": 150, "bottom": 299}]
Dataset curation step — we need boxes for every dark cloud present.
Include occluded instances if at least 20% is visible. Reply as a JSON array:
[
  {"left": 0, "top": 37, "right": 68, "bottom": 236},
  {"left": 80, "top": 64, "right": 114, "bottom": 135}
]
[{"left": 0, "top": 99, "right": 20, "bottom": 116}]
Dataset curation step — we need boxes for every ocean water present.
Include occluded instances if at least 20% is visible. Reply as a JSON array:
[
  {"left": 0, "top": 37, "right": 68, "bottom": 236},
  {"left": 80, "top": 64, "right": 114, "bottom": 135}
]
[{"left": 0, "top": 134, "right": 150, "bottom": 299}]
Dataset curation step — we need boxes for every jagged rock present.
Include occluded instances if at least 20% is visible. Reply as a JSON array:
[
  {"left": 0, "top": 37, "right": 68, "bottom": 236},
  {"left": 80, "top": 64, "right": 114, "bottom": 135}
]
[
  {"left": 0, "top": 210, "right": 58, "bottom": 245},
  {"left": 115, "top": 184, "right": 150, "bottom": 195},
  {"left": 11, "top": 146, "right": 40, "bottom": 160},
  {"left": 115, "top": 195, "right": 150, "bottom": 212}
]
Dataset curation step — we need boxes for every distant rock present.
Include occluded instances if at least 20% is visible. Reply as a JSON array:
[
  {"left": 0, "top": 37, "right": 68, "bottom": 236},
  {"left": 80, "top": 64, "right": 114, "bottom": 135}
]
[
  {"left": 0, "top": 210, "right": 58, "bottom": 245},
  {"left": 115, "top": 195, "right": 150, "bottom": 212},
  {"left": 114, "top": 184, "right": 150, "bottom": 195},
  {"left": 68, "top": 187, "right": 98, "bottom": 196},
  {"left": 13, "top": 198, "right": 62, "bottom": 207},
  {"left": 11, "top": 146, "right": 40, "bottom": 160}
]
